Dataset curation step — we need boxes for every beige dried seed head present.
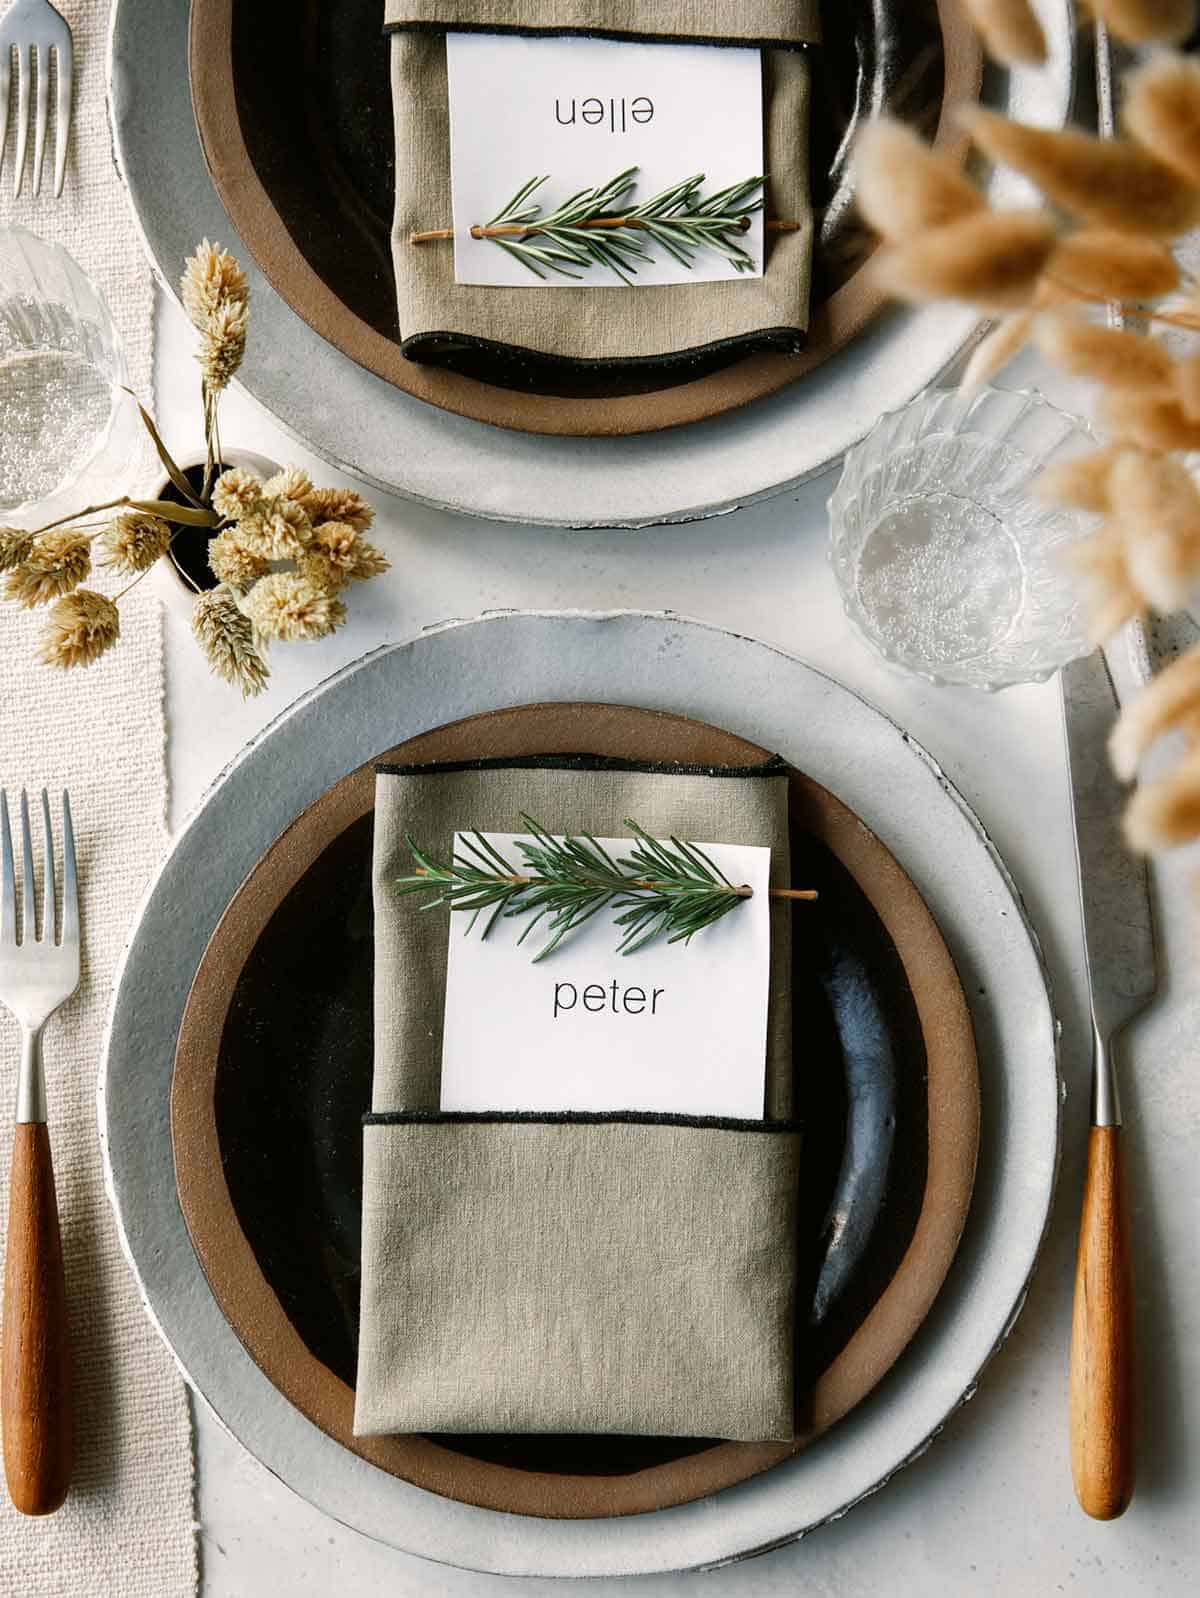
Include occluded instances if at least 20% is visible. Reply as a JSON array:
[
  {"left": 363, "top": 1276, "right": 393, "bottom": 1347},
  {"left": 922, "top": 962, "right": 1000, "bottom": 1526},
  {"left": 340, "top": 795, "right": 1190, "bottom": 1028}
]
[
  {"left": 873, "top": 209, "right": 1056, "bottom": 310},
  {"left": 1061, "top": 521, "right": 1146, "bottom": 641},
  {"left": 1110, "top": 640, "right": 1200, "bottom": 779},
  {"left": 0, "top": 527, "right": 35, "bottom": 572},
  {"left": 4, "top": 530, "right": 91, "bottom": 608},
  {"left": 1034, "top": 315, "right": 1175, "bottom": 390},
  {"left": 246, "top": 497, "right": 312, "bottom": 560},
  {"left": 180, "top": 240, "right": 249, "bottom": 331},
  {"left": 198, "top": 300, "right": 249, "bottom": 391},
  {"left": 191, "top": 584, "right": 270, "bottom": 696},
  {"left": 241, "top": 571, "right": 347, "bottom": 642},
  {"left": 1108, "top": 450, "right": 1200, "bottom": 612},
  {"left": 298, "top": 485, "right": 375, "bottom": 533},
  {"left": 964, "top": 108, "right": 1200, "bottom": 237},
  {"left": 853, "top": 119, "right": 985, "bottom": 242},
  {"left": 1123, "top": 746, "right": 1200, "bottom": 851},
  {"left": 1100, "top": 2, "right": 1197, "bottom": 49},
  {"left": 1047, "top": 229, "right": 1180, "bottom": 302},
  {"left": 263, "top": 466, "right": 314, "bottom": 503},
  {"left": 37, "top": 590, "right": 120, "bottom": 669},
  {"left": 207, "top": 531, "right": 271, "bottom": 592},
  {"left": 962, "top": 0, "right": 1047, "bottom": 64},
  {"left": 212, "top": 467, "right": 264, "bottom": 522},
  {"left": 100, "top": 511, "right": 173, "bottom": 575},
  {"left": 1174, "top": 351, "right": 1200, "bottom": 420},
  {"left": 311, "top": 520, "right": 391, "bottom": 582}
]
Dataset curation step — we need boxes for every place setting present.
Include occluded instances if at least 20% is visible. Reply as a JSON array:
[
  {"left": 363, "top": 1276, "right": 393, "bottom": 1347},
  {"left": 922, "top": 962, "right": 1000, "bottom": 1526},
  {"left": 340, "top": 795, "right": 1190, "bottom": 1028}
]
[{"left": 2, "top": 3, "right": 1200, "bottom": 1595}]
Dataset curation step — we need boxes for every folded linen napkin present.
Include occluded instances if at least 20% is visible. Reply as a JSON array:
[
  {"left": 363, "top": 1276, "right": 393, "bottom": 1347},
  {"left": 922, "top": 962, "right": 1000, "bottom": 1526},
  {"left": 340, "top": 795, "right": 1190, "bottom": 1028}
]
[
  {"left": 384, "top": 0, "right": 820, "bottom": 379},
  {"left": 354, "top": 754, "right": 801, "bottom": 1441}
]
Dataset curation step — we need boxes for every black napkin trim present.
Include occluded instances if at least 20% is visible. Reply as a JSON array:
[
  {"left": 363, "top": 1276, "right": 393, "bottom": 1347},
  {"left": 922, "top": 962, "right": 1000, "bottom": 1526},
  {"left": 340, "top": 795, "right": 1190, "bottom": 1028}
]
[
  {"left": 397, "top": 326, "right": 807, "bottom": 387},
  {"left": 375, "top": 752, "right": 790, "bottom": 779},
  {"left": 364, "top": 1108, "right": 802, "bottom": 1132},
  {"left": 384, "top": 22, "right": 812, "bottom": 51}
]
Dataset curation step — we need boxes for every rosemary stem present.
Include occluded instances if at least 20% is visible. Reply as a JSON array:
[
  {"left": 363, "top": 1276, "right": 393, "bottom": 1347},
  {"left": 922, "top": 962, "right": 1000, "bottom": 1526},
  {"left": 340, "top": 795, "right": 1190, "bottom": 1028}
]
[
  {"left": 410, "top": 218, "right": 801, "bottom": 246},
  {"left": 411, "top": 865, "right": 817, "bottom": 901}
]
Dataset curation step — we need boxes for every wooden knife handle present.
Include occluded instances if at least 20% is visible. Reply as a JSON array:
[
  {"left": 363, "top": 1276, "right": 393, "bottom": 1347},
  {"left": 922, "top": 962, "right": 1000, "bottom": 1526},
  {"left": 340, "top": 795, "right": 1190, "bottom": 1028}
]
[
  {"left": 2, "top": 1123, "right": 72, "bottom": 1516},
  {"left": 1070, "top": 1124, "right": 1134, "bottom": 1520}
]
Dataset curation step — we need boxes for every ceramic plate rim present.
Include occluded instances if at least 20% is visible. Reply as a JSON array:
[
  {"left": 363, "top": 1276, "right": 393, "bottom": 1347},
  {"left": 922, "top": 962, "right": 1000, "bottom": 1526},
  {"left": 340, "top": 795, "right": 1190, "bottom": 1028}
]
[{"left": 99, "top": 610, "right": 1061, "bottom": 1578}]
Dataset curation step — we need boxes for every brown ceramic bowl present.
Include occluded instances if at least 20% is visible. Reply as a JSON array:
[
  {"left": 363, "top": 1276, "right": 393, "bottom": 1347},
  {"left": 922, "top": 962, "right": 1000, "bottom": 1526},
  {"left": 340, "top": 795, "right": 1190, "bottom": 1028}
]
[
  {"left": 171, "top": 702, "right": 978, "bottom": 1519},
  {"left": 187, "top": 0, "right": 981, "bottom": 436}
]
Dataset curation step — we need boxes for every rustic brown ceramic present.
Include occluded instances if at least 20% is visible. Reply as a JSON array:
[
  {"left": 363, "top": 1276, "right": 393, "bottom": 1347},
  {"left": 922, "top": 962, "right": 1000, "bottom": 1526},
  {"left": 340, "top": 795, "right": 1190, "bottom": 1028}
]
[
  {"left": 186, "top": 0, "right": 981, "bottom": 436},
  {"left": 171, "top": 702, "right": 979, "bottom": 1519}
]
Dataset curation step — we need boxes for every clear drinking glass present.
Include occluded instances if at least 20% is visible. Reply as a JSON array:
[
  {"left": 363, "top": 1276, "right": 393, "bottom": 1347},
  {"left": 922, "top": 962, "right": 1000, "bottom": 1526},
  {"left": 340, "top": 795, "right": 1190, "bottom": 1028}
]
[
  {"left": 0, "top": 226, "right": 140, "bottom": 525},
  {"left": 828, "top": 386, "right": 1096, "bottom": 689}
]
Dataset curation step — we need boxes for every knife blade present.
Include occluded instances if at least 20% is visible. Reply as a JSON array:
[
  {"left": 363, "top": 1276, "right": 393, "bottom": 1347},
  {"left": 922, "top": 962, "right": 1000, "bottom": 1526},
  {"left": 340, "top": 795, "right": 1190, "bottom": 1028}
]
[{"left": 1061, "top": 647, "right": 1157, "bottom": 1522}]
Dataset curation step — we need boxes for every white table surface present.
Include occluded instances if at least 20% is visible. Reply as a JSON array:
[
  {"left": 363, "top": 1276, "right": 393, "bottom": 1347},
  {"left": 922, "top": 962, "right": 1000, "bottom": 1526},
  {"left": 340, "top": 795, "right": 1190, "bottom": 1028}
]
[{"left": 150, "top": 292, "right": 1200, "bottom": 1597}]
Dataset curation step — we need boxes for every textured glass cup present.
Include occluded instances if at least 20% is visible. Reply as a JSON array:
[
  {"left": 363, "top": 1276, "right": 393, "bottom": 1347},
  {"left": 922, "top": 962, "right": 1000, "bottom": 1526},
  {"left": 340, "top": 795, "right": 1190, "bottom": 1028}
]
[
  {"left": 0, "top": 226, "right": 139, "bottom": 522},
  {"left": 829, "top": 386, "right": 1095, "bottom": 689}
]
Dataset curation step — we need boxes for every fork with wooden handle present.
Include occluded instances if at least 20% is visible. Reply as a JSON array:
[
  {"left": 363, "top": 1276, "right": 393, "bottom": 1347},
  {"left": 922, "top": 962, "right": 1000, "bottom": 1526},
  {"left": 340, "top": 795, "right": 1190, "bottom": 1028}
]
[{"left": 0, "top": 788, "right": 78, "bottom": 1516}]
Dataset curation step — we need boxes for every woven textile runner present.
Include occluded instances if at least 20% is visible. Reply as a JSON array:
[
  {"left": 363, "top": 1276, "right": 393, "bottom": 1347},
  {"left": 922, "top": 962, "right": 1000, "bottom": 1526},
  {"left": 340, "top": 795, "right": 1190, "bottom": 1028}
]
[{"left": 0, "top": 3, "right": 195, "bottom": 1593}]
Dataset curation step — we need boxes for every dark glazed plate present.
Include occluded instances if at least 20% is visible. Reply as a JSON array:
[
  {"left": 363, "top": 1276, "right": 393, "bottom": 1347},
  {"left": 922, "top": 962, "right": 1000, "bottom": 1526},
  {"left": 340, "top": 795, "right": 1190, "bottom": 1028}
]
[
  {"left": 187, "top": 0, "right": 982, "bottom": 433},
  {"left": 170, "top": 701, "right": 979, "bottom": 1519}
]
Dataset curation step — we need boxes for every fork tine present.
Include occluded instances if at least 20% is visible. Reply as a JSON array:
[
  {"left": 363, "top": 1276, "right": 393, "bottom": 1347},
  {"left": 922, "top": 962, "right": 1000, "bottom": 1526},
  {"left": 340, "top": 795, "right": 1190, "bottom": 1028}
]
[
  {"left": 12, "top": 41, "right": 28, "bottom": 195},
  {"left": 41, "top": 789, "right": 57, "bottom": 945},
  {"left": 31, "top": 43, "right": 47, "bottom": 197},
  {"left": 0, "top": 792, "right": 14, "bottom": 946},
  {"left": 0, "top": 45, "right": 12, "bottom": 178},
  {"left": 60, "top": 790, "right": 77, "bottom": 946},
  {"left": 20, "top": 789, "right": 37, "bottom": 942},
  {"left": 53, "top": 35, "right": 71, "bottom": 198}
]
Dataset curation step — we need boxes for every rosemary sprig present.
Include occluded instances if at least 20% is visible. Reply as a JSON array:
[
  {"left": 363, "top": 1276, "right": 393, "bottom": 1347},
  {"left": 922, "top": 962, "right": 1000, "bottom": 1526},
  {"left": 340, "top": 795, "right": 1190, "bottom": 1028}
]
[
  {"left": 478, "top": 167, "right": 764, "bottom": 285},
  {"left": 394, "top": 814, "right": 814, "bottom": 963}
]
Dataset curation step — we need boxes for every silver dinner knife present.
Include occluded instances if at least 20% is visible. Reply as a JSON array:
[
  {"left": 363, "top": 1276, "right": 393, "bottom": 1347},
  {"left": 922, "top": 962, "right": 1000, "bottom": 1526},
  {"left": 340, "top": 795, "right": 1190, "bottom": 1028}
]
[{"left": 1061, "top": 648, "right": 1157, "bottom": 1520}]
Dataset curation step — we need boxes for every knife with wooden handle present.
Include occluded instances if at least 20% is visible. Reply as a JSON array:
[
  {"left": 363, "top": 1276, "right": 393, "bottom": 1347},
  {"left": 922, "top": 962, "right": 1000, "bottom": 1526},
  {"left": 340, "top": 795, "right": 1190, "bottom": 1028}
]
[{"left": 1060, "top": 650, "right": 1157, "bottom": 1520}]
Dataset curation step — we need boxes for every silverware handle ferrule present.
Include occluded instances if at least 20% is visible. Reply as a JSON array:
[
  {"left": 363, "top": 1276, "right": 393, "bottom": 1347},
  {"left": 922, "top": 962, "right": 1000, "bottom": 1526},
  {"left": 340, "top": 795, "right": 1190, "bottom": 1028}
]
[
  {"left": 1091, "top": 1024, "right": 1121, "bottom": 1129},
  {"left": 15, "top": 1029, "right": 47, "bottom": 1126}
]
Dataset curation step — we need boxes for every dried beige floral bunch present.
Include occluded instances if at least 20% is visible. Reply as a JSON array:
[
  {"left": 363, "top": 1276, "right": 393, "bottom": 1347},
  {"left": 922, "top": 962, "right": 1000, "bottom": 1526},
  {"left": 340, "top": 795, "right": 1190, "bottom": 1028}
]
[
  {"left": 855, "top": 0, "right": 1200, "bottom": 910},
  {"left": 1, "top": 243, "right": 388, "bottom": 694}
]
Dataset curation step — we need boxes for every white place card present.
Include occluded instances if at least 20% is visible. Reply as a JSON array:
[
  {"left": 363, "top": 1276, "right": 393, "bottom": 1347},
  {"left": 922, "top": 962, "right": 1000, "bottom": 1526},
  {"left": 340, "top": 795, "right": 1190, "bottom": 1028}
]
[
  {"left": 439, "top": 832, "right": 772, "bottom": 1118},
  {"left": 444, "top": 31, "right": 764, "bottom": 289}
]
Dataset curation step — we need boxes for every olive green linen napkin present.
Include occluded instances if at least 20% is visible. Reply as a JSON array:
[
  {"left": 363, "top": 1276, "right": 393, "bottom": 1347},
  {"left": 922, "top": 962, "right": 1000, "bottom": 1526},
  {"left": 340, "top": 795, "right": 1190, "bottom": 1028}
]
[
  {"left": 384, "top": 0, "right": 820, "bottom": 375},
  {"left": 354, "top": 755, "right": 801, "bottom": 1441}
]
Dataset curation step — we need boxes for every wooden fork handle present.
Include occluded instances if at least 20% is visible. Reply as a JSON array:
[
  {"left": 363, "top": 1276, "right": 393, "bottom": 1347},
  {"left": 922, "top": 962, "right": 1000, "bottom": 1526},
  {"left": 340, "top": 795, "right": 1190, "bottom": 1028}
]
[
  {"left": 1069, "top": 1124, "right": 1135, "bottom": 1520},
  {"left": 2, "top": 1123, "right": 72, "bottom": 1515}
]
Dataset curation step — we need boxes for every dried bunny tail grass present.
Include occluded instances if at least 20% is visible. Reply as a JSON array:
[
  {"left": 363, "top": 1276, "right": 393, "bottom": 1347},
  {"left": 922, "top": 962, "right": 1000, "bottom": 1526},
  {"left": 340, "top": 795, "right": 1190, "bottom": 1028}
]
[
  {"left": 1102, "top": 1, "right": 1198, "bottom": 49},
  {"left": 241, "top": 571, "right": 347, "bottom": 643},
  {"left": 1174, "top": 350, "right": 1200, "bottom": 420},
  {"left": 4, "top": 530, "right": 91, "bottom": 608},
  {"left": 298, "top": 485, "right": 375, "bottom": 533},
  {"left": 1061, "top": 521, "right": 1146, "bottom": 640},
  {"left": 1047, "top": 229, "right": 1180, "bottom": 301},
  {"left": 211, "top": 466, "right": 264, "bottom": 521},
  {"left": 0, "top": 527, "right": 35, "bottom": 572},
  {"left": 263, "top": 466, "right": 314, "bottom": 502},
  {"left": 1034, "top": 444, "right": 1125, "bottom": 512},
  {"left": 1123, "top": 53, "right": 1200, "bottom": 191},
  {"left": 1108, "top": 449, "right": 1200, "bottom": 611},
  {"left": 100, "top": 511, "right": 172, "bottom": 575},
  {"left": 853, "top": 119, "right": 984, "bottom": 242},
  {"left": 37, "top": 590, "right": 120, "bottom": 670},
  {"left": 1102, "top": 388, "right": 1200, "bottom": 450},
  {"left": 207, "top": 530, "right": 271, "bottom": 592},
  {"left": 198, "top": 300, "right": 248, "bottom": 391},
  {"left": 192, "top": 584, "right": 269, "bottom": 697},
  {"left": 960, "top": 310, "right": 1036, "bottom": 393},
  {"left": 873, "top": 210, "right": 1056, "bottom": 310},
  {"left": 962, "top": 0, "right": 1046, "bottom": 63},
  {"left": 1123, "top": 745, "right": 1200, "bottom": 850},
  {"left": 180, "top": 240, "right": 249, "bottom": 331},
  {"left": 1110, "top": 640, "right": 1200, "bottom": 778},
  {"left": 963, "top": 108, "right": 1200, "bottom": 237},
  {"left": 1034, "top": 314, "right": 1175, "bottom": 390}
]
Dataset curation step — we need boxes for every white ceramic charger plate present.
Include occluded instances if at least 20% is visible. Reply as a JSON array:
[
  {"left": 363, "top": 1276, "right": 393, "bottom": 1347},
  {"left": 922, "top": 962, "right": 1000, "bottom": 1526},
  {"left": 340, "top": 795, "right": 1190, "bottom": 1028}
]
[
  {"left": 100, "top": 611, "right": 1060, "bottom": 1577},
  {"left": 106, "top": 1, "right": 1073, "bottom": 528}
]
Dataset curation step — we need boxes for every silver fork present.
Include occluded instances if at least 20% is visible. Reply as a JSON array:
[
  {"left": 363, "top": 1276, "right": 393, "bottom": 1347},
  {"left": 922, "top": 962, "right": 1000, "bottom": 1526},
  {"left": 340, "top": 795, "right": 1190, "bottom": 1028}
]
[
  {"left": 0, "top": 788, "right": 77, "bottom": 1516},
  {"left": 0, "top": 0, "right": 73, "bottom": 198}
]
